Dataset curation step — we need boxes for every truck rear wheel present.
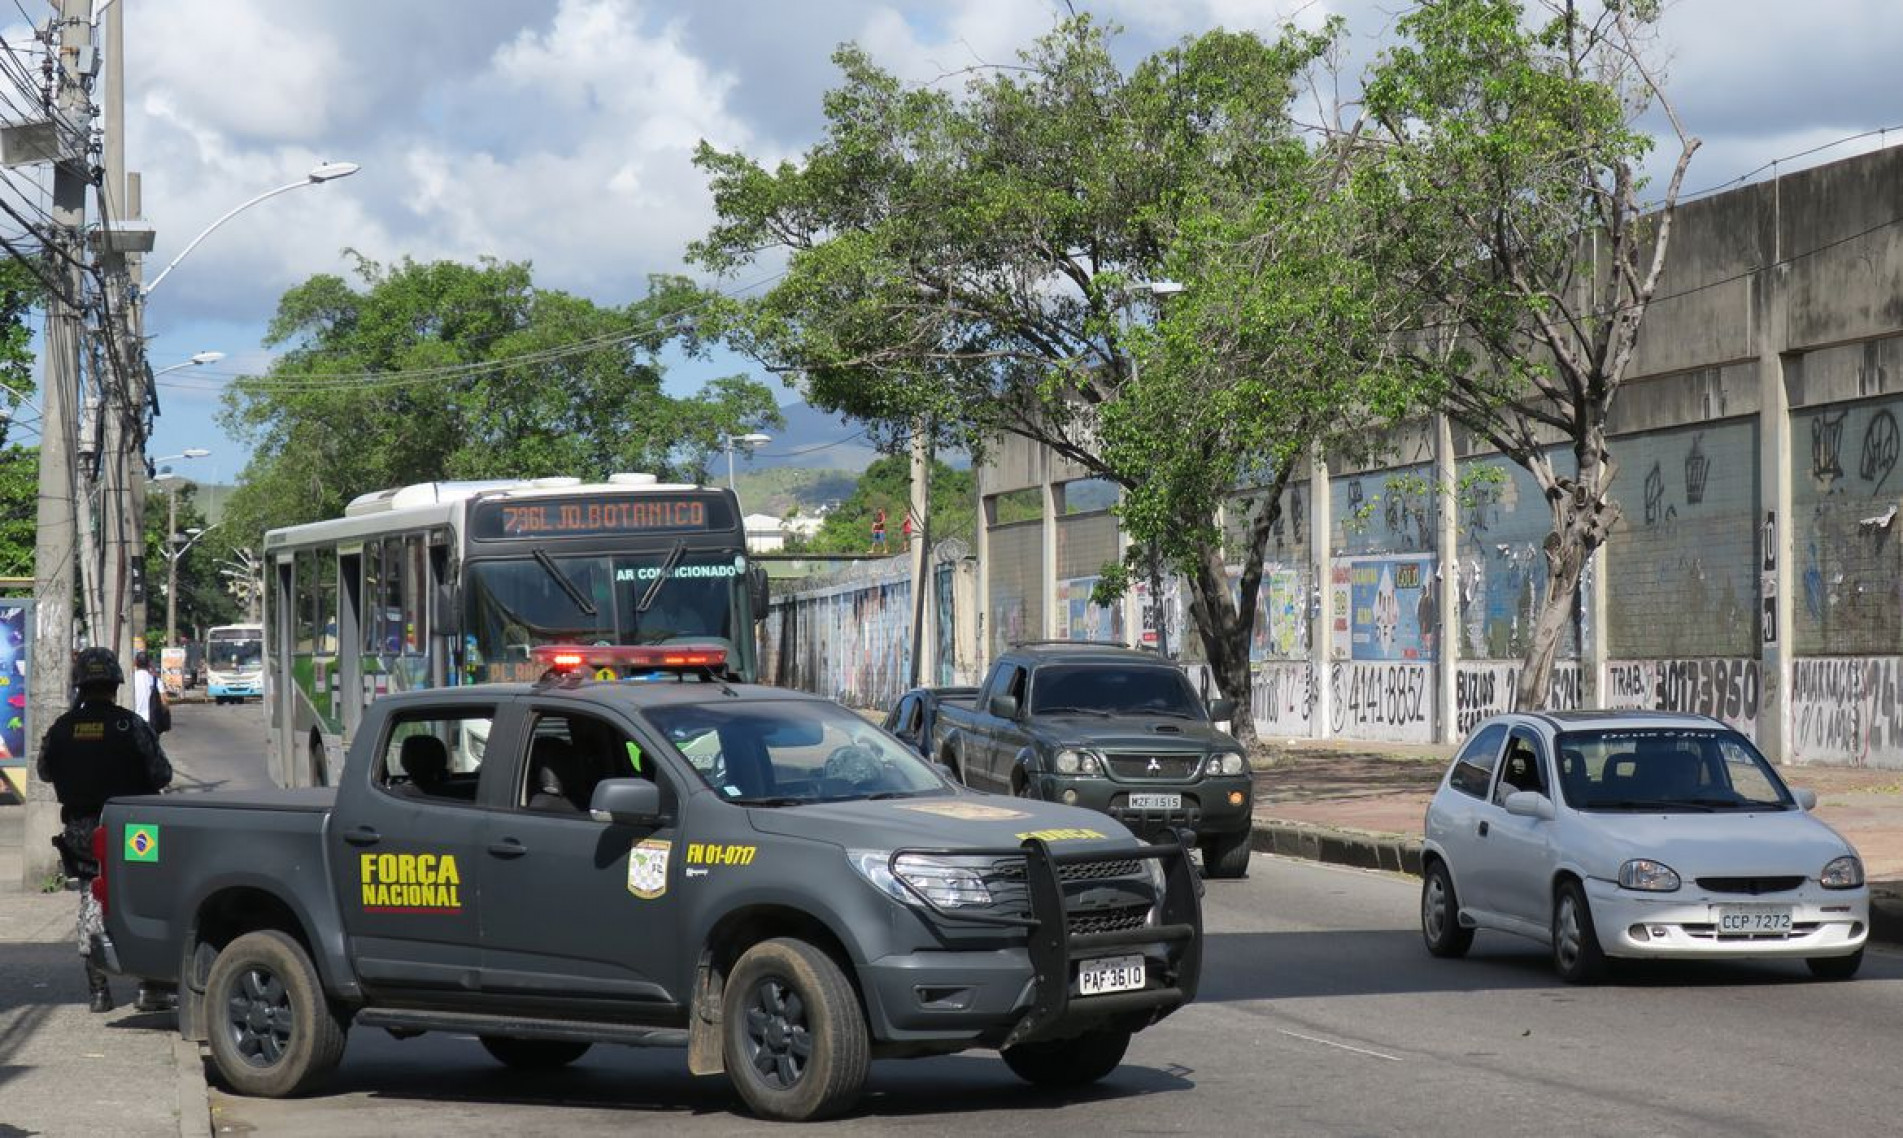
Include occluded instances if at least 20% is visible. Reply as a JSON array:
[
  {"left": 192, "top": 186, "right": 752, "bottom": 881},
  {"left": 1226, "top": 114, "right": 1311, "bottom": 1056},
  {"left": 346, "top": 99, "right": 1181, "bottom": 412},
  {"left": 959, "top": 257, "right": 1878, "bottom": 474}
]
[
  {"left": 722, "top": 937, "right": 869, "bottom": 1122},
  {"left": 1200, "top": 830, "right": 1251, "bottom": 879},
  {"left": 479, "top": 1036, "right": 593, "bottom": 1069},
  {"left": 204, "top": 930, "right": 347, "bottom": 1098},
  {"left": 1002, "top": 1026, "right": 1131, "bottom": 1086}
]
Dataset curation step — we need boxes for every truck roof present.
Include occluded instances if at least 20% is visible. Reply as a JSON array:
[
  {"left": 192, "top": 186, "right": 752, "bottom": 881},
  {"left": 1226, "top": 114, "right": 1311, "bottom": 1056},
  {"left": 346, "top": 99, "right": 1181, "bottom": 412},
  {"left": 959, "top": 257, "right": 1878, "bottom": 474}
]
[{"left": 1000, "top": 642, "right": 1178, "bottom": 667}]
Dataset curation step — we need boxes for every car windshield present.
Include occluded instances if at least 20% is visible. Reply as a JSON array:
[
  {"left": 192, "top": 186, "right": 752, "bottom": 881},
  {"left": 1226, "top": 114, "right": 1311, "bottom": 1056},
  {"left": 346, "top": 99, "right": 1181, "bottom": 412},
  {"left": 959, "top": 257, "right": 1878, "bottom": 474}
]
[
  {"left": 1554, "top": 728, "right": 1795, "bottom": 812},
  {"left": 1029, "top": 664, "right": 1203, "bottom": 718},
  {"left": 645, "top": 699, "right": 953, "bottom": 806}
]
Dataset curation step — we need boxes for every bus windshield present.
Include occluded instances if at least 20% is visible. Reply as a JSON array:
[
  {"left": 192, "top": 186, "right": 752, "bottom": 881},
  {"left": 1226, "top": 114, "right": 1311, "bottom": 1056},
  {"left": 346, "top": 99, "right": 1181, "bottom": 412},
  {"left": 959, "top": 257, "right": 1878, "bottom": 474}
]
[
  {"left": 207, "top": 627, "right": 263, "bottom": 670},
  {"left": 463, "top": 550, "right": 751, "bottom": 669}
]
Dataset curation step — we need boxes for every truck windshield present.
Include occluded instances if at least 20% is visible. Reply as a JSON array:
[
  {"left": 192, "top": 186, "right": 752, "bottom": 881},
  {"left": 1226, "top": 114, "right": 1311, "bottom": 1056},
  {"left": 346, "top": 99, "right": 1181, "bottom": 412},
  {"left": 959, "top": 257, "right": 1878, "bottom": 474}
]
[
  {"left": 646, "top": 700, "right": 952, "bottom": 805},
  {"left": 1030, "top": 665, "right": 1203, "bottom": 718},
  {"left": 464, "top": 552, "right": 748, "bottom": 662},
  {"left": 1553, "top": 728, "right": 1795, "bottom": 812}
]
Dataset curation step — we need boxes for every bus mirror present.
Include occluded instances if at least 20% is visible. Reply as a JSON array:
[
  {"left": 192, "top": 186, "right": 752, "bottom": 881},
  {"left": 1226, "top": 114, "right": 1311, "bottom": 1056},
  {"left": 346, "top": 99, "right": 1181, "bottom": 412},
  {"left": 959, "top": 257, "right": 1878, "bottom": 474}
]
[
  {"left": 748, "top": 565, "right": 769, "bottom": 616},
  {"left": 432, "top": 584, "right": 461, "bottom": 638}
]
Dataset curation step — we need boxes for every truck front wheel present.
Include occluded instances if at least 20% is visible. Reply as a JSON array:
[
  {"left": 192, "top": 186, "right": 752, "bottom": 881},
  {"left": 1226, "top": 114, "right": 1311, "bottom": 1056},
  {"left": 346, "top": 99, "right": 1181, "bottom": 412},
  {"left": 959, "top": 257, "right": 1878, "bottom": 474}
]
[
  {"left": 1200, "top": 830, "right": 1252, "bottom": 879},
  {"left": 722, "top": 937, "right": 869, "bottom": 1122},
  {"left": 204, "top": 930, "right": 347, "bottom": 1098},
  {"left": 1002, "top": 1026, "right": 1131, "bottom": 1086}
]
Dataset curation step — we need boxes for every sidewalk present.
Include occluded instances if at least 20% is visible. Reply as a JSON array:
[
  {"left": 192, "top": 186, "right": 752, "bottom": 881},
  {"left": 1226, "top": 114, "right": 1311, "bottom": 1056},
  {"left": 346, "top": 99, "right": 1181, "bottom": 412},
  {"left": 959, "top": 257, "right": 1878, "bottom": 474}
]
[
  {"left": 0, "top": 807, "right": 210, "bottom": 1138},
  {"left": 1249, "top": 738, "right": 1903, "bottom": 943}
]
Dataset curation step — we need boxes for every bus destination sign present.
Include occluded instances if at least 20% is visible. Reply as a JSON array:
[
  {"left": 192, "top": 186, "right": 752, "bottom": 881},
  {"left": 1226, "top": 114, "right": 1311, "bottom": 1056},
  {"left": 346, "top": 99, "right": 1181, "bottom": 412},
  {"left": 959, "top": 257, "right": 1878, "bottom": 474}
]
[{"left": 472, "top": 494, "right": 727, "bottom": 540}]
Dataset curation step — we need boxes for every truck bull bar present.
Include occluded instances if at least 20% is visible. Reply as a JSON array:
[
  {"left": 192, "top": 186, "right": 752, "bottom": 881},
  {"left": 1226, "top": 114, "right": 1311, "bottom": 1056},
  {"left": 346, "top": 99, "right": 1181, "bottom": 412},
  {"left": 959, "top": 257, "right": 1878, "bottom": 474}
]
[{"left": 883, "top": 834, "right": 1202, "bottom": 1047}]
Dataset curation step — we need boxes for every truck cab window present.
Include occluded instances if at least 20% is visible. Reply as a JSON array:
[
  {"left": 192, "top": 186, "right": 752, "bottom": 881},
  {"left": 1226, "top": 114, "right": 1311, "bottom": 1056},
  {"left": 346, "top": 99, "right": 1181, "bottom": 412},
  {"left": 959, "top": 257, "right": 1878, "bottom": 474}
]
[{"left": 380, "top": 712, "right": 492, "bottom": 802}]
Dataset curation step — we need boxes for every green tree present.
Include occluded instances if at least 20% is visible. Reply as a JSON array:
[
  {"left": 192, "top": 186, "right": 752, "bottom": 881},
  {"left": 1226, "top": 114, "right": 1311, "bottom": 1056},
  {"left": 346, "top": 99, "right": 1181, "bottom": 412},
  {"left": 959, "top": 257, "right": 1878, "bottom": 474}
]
[
  {"left": 691, "top": 17, "right": 1403, "bottom": 745},
  {"left": 0, "top": 255, "right": 47, "bottom": 579},
  {"left": 791, "top": 453, "right": 974, "bottom": 555},
  {"left": 141, "top": 483, "right": 239, "bottom": 646},
  {"left": 1363, "top": 0, "right": 1698, "bottom": 708},
  {"left": 218, "top": 256, "right": 781, "bottom": 545}
]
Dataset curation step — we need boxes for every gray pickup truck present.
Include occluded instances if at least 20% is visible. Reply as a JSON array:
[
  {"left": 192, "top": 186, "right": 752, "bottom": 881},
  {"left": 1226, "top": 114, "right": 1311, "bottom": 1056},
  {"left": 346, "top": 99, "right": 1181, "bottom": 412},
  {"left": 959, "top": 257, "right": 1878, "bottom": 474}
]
[
  {"left": 910, "top": 642, "right": 1254, "bottom": 878},
  {"left": 94, "top": 648, "right": 1201, "bottom": 1122}
]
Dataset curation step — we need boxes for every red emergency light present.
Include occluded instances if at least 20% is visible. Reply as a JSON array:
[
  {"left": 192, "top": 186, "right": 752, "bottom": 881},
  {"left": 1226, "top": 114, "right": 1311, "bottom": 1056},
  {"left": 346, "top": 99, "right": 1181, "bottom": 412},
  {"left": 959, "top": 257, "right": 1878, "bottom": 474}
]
[{"left": 530, "top": 643, "right": 730, "bottom": 675}]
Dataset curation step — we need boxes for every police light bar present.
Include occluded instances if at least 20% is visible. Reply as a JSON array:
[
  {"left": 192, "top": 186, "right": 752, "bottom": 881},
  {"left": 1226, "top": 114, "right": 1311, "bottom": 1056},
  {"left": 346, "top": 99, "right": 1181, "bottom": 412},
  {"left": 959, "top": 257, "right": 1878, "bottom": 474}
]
[{"left": 530, "top": 644, "right": 730, "bottom": 673}]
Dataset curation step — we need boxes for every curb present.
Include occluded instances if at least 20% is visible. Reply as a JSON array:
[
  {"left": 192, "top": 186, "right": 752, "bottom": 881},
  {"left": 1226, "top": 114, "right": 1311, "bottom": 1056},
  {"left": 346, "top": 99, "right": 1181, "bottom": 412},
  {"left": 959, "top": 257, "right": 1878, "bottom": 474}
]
[{"left": 175, "top": 1036, "right": 212, "bottom": 1137}]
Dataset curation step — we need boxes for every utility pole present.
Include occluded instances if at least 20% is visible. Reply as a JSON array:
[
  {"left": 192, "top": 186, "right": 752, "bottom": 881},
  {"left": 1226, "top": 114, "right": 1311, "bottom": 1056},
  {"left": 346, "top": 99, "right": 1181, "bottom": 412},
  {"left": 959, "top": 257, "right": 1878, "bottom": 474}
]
[
  {"left": 23, "top": 0, "right": 98, "bottom": 888},
  {"left": 908, "top": 421, "right": 933, "bottom": 687}
]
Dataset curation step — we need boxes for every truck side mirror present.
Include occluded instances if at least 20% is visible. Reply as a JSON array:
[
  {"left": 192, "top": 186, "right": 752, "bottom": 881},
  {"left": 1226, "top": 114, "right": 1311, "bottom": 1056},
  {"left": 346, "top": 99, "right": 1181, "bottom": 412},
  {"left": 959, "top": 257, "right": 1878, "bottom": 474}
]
[
  {"left": 748, "top": 565, "right": 770, "bottom": 616},
  {"left": 1208, "top": 698, "right": 1235, "bottom": 722},
  {"left": 591, "top": 778, "right": 666, "bottom": 825},
  {"left": 431, "top": 583, "right": 461, "bottom": 639},
  {"left": 989, "top": 693, "right": 1019, "bottom": 720}
]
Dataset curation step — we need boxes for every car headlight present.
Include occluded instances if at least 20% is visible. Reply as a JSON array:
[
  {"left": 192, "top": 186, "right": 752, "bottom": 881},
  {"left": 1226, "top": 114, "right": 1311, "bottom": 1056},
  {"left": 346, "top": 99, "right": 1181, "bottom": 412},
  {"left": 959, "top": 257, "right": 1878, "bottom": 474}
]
[
  {"left": 1053, "top": 748, "right": 1103, "bottom": 775},
  {"left": 1821, "top": 855, "right": 1865, "bottom": 890},
  {"left": 1618, "top": 858, "right": 1681, "bottom": 892},
  {"left": 849, "top": 850, "right": 993, "bottom": 909},
  {"left": 1204, "top": 751, "right": 1247, "bottom": 776}
]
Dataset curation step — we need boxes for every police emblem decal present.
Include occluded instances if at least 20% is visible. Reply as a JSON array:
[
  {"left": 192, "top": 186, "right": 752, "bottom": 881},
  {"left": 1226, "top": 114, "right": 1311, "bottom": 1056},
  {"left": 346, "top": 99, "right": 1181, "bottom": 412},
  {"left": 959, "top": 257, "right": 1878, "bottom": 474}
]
[{"left": 627, "top": 838, "right": 672, "bottom": 900}]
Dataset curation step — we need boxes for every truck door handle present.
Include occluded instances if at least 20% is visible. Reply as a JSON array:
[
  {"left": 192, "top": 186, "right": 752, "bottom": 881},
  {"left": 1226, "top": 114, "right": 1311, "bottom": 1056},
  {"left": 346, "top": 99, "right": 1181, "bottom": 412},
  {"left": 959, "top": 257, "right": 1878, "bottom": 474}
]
[
  {"left": 342, "top": 826, "right": 381, "bottom": 846},
  {"left": 487, "top": 839, "right": 528, "bottom": 859},
  {"left": 1477, "top": 820, "right": 1490, "bottom": 838}
]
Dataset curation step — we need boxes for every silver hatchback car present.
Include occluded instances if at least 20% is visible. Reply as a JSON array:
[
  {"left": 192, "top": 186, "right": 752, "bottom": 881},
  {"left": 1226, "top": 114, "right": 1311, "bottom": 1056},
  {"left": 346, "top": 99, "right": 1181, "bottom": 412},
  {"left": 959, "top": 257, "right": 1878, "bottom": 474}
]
[{"left": 1421, "top": 710, "right": 1869, "bottom": 983}]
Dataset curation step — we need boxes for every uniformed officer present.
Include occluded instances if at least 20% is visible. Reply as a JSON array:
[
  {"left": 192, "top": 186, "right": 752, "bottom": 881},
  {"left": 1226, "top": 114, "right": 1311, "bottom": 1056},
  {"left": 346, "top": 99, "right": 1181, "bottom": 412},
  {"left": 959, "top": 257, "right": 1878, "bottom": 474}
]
[{"left": 36, "top": 646, "right": 172, "bottom": 1012}]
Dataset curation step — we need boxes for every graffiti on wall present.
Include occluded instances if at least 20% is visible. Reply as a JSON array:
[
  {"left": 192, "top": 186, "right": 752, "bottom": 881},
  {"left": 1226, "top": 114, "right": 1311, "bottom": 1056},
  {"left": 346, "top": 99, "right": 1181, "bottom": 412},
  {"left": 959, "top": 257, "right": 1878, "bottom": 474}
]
[
  {"left": 1329, "top": 661, "right": 1434, "bottom": 742},
  {"left": 1230, "top": 564, "right": 1307, "bottom": 662},
  {"left": 1453, "top": 661, "right": 1584, "bottom": 736},
  {"left": 1604, "top": 658, "right": 1761, "bottom": 739},
  {"left": 1789, "top": 656, "right": 1903, "bottom": 768},
  {"left": 1336, "top": 554, "right": 1438, "bottom": 662},
  {"left": 1251, "top": 660, "right": 1313, "bottom": 736},
  {"left": 1057, "top": 576, "right": 1124, "bottom": 643},
  {"left": 765, "top": 575, "right": 914, "bottom": 710}
]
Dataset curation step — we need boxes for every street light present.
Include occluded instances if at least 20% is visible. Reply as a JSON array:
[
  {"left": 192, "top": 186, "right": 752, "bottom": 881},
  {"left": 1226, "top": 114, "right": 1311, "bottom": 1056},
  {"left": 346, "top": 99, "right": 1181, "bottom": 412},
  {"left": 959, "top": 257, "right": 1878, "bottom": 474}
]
[
  {"left": 148, "top": 446, "right": 210, "bottom": 480},
  {"left": 152, "top": 469, "right": 217, "bottom": 648},
  {"left": 139, "top": 161, "right": 362, "bottom": 298},
  {"left": 721, "top": 432, "right": 773, "bottom": 494},
  {"left": 152, "top": 350, "right": 226, "bottom": 380}
]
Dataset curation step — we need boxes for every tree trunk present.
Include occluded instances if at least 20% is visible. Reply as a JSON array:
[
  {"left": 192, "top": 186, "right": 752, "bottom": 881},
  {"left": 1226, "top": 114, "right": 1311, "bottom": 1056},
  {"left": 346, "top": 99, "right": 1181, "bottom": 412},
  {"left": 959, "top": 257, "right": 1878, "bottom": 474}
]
[{"left": 1515, "top": 443, "right": 1618, "bottom": 710}]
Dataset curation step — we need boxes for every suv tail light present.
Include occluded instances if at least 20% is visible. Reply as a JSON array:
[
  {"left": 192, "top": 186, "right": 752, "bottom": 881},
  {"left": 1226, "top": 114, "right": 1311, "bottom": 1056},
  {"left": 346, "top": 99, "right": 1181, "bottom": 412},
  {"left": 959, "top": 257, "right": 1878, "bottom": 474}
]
[{"left": 89, "top": 824, "right": 107, "bottom": 913}]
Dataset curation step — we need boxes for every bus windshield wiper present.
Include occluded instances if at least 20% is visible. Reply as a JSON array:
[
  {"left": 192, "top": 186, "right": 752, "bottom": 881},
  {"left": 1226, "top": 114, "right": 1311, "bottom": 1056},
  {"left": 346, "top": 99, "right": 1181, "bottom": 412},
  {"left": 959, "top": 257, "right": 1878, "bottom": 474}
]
[
  {"left": 532, "top": 549, "right": 596, "bottom": 616},
  {"left": 638, "top": 540, "right": 686, "bottom": 614}
]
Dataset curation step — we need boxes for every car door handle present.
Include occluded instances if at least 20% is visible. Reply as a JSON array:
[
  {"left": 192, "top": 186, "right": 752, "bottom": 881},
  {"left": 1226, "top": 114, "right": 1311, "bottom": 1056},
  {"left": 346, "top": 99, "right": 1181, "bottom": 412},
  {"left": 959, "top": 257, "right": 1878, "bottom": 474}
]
[
  {"left": 1477, "top": 820, "right": 1490, "bottom": 838},
  {"left": 487, "top": 838, "right": 528, "bottom": 859},
  {"left": 342, "top": 826, "right": 381, "bottom": 847}
]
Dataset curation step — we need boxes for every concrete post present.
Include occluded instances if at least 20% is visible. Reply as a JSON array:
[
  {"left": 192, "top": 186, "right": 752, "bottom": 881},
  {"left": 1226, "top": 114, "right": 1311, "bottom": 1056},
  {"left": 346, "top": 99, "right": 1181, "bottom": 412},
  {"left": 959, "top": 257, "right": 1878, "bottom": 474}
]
[
  {"left": 1309, "top": 448, "right": 1333, "bottom": 740},
  {"left": 1756, "top": 208, "right": 1795, "bottom": 762},
  {"left": 1436, "top": 414, "right": 1459, "bottom": 742},
  {"left": 1041, "top": 477, "right": 1059, "bottom": 639}
]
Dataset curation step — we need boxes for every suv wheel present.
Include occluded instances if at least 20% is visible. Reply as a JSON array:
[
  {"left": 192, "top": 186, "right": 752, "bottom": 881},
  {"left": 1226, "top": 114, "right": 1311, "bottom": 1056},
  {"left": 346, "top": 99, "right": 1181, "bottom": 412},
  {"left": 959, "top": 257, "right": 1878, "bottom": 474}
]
[
  {"left": 1199, "top": 830, "right": 1251, "bottom": 879},
  {"left": 1002, "top": 1027, "right": 1131, "bottom": 1086},
  {"left": 723, "top": 937, "right": 869, "bottom": 1122},
  {"left": 203, "top": 930, "right": 348, "bottom": 1097}
]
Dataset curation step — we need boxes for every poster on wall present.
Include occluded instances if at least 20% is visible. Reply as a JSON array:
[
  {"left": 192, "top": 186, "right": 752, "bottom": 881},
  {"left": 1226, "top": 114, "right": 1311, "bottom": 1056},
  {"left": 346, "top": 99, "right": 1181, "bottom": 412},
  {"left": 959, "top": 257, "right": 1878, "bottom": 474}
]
[
  {"left": 1243, "top": 566, "right": 1306, "bottom": 662},
  {"left": 1058, "top": 577, "right": 1124, "bottom": 644},
  {"left": 1132, "top": 578, "right": 1182, "bottom": 656},
  {"left": 1344, "top": 554, "right": 1438, "bottom": 662},
  {"left": 0, "top": 598, "right": 31, "bottom": 800}
]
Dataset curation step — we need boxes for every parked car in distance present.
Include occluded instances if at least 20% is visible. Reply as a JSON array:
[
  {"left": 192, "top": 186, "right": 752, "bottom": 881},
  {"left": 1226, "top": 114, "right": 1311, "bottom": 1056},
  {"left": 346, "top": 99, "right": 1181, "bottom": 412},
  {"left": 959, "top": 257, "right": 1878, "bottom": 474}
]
[
  {"left": 883, "top": 685, "right": 979, "bottom": 757},
  {"left": 1421, "top": 710, "right": 1869, "bottom": 983},
  {"left": 902, "top": 642, "right": 1253, "bottom": 878}
]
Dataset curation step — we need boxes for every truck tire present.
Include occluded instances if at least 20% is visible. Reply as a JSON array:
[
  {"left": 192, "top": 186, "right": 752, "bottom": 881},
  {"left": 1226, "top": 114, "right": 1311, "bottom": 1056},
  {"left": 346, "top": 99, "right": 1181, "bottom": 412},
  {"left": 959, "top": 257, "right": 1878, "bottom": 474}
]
[
  {"left": 479, "top": 1036, "right": 593, "bottom": 1069},
  {"left": 204, "top": 930, "right": 348, "bottom": 1098},
  {"left": 722, "top": 937, "right": 869, "bottom": 1122},
  {"left": 1199, "top": 830, "right": 1251, "bottom": 879},
  {"left": 1002, "top": 1027, "right": 1130, "bottom": 1087}
]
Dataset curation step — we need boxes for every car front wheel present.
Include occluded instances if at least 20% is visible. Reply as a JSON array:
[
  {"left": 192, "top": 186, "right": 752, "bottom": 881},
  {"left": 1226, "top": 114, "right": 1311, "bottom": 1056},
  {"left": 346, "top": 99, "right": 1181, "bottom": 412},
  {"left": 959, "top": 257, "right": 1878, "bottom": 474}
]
[
  {"left": 1552, "top": 880, "right": 1607, "bottom": 984},
  {"left": 723, "top": 937, "right": 869, "bottom": 1122},
  {"left": 1806, "top": 948, "right": 1863, "bottom": 981},
  {"left": 1420, "top": 859, "right": 1473, "bottom": 958}
]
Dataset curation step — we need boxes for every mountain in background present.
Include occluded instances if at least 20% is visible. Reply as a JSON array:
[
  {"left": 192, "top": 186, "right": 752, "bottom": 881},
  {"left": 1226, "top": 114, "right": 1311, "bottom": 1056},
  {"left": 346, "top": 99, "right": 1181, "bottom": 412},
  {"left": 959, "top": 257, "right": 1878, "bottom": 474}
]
[{"left": 733, "top": 402, "right": 973, "bottom": 518}]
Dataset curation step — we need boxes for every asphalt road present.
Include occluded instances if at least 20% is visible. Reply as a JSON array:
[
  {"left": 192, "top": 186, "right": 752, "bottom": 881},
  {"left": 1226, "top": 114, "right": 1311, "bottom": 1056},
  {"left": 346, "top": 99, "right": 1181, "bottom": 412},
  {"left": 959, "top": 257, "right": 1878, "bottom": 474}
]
[{"left": 176, "top": 701, "right": 1903, "bottom": 1136}]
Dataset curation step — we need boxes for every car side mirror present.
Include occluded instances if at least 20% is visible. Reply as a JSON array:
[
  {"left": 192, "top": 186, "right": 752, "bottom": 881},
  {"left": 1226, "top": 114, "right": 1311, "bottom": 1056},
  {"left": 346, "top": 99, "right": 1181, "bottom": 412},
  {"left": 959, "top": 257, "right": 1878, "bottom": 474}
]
[
  {"left": 591, "top": 778, "right": 665, "bottom": 825},
  {"left": 1503, "top": 790, "right": 1556, "bottom": 821},
  {"left": 431, "top": 583, "right": 461, "bottom": 639},
  {"left": 748, "top": 565, "right": 770, "bottom": 616},
  {"left": 1792, "top": 787, "right": 1818, "bottom": 811},
  {"left": 989, "top": 693, "right": 1019, "bottom": 720},
  {"left": 1208, "top": 698, "right": 1235, "bottom": 722}
]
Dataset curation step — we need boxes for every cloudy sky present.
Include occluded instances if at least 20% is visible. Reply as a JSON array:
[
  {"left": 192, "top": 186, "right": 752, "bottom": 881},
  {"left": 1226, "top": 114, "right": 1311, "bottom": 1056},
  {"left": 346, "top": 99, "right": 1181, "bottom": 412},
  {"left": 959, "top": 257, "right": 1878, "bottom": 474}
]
[{"left": 11, "top": 0, "right": 1903, "bottom": 479}]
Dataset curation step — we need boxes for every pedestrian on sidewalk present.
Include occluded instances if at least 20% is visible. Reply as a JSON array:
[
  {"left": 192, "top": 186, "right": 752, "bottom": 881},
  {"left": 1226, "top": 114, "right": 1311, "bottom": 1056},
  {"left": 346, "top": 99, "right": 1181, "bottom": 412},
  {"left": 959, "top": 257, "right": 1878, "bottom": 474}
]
[
  {"left": 130, "top": 649, "right": 170, "bottom": 734},
  {"left": 35, "top": 647, "right": 172, "bottom": 1012}
]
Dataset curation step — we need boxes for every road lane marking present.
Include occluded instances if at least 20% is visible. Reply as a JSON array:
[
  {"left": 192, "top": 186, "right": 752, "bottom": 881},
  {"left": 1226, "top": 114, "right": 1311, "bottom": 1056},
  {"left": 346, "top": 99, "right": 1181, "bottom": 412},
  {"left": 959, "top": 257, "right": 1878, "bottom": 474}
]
[{"left": 1276, "top": 1029, "right": 1404, "bottom": 1062}]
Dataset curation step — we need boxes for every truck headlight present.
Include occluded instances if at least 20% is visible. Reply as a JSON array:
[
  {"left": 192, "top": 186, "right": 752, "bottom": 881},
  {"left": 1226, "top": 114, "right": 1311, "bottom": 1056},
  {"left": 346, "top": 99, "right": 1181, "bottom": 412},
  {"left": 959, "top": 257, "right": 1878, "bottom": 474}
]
[
  {"left": 850, "top": 850, "right": 993, "bottom": 909},
  {"left": 1204, "top": 751, "right": 1247, "bottom": 776},
  {"left": 1618, "top": 858, "right": 1681, "bottom": 892},
  {"left": 1053, "top": 748, "right": 1103, "bottom": 775},
  {"left": 1820, "top": 855, "right": 1864, "bottom": 889}
]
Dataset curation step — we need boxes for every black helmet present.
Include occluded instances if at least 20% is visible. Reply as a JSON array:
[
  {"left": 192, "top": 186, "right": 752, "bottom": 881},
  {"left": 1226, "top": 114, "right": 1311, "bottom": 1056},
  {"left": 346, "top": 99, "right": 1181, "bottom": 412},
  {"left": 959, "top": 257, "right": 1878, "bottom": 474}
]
[{"left": 73, "top": 646, "right": 124, "bottom": 687}]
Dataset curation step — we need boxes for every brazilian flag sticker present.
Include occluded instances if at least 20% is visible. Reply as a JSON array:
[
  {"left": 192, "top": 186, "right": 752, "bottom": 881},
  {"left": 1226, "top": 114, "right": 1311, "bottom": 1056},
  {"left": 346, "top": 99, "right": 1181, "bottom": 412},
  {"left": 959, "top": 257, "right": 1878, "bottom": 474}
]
[{"left": 125, "top": 824, "right": 160, "bottom": 864}]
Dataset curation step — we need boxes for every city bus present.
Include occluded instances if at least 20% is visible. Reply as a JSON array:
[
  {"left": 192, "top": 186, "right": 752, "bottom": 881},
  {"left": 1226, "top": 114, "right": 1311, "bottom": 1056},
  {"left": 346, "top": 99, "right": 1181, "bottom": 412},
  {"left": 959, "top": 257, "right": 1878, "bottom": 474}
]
[
  {"left": 204, "top": 623, "right": 264, "bottom": 704},
  {"left": 262, "top": 475, "right": 767, "bottom": 787}
]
